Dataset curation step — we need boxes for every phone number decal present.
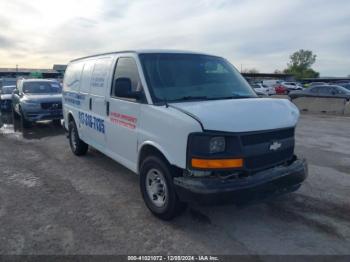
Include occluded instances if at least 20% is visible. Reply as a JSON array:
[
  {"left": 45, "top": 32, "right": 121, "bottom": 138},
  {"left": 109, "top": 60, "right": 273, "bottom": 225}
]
[{"left": 78, "top": 112, "right": 105, "bottom": 134}]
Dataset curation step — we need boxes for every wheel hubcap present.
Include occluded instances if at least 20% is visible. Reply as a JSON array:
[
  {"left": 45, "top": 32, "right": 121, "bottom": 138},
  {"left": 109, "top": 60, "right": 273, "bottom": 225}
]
[{"left": 145, "top": 168, "right": 168, "bottom": 208}]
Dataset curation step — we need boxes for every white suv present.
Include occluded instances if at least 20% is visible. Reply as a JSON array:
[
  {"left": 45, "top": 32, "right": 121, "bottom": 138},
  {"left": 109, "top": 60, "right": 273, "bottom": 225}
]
[
  {"left": 63, "top": 50, "right": 307, "bottom": 220},
  {"left": 281, "top": 82, "right": 303, "bottom": 91}
]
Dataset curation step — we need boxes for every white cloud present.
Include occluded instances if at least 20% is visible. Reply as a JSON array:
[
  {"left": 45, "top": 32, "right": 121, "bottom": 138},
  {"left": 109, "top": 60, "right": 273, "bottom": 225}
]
[{"left": 0, "top": 0, "right": 349, "bottom": 76}]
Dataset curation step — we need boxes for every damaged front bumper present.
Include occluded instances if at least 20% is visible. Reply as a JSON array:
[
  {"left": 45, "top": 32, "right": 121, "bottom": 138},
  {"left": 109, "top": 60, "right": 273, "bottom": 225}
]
[{"left": 174, "top": 158, "right": 308, "bottom": 205}]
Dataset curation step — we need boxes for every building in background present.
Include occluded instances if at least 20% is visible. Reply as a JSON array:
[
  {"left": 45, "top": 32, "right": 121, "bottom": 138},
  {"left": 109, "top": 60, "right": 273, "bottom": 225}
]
[
  {"left": 0, "top": 65, "right": 67, "bottom": 79},
  {"left": 242, "top": 72, "right": 295, "bottom": 83},
  {"left": 53, "top": 64, "right": 67, "bottom": 76}
]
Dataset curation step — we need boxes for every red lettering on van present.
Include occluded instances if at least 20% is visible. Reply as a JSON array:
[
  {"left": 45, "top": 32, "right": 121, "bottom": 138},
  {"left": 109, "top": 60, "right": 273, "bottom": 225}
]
[{"left": 110, "top": 112, "right": 137, "bottom": 129}]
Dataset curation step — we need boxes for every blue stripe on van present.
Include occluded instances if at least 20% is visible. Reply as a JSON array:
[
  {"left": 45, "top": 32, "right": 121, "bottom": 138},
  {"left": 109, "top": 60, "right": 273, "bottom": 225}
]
[{"left": 63, "top": 91, "right": 85, "bottom": 106}]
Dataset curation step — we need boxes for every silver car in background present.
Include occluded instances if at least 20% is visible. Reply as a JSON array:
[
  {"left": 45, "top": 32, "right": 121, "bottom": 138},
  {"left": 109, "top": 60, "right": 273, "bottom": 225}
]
[{"left": 12, "top": 79, "right": 63, "bottom": 127}]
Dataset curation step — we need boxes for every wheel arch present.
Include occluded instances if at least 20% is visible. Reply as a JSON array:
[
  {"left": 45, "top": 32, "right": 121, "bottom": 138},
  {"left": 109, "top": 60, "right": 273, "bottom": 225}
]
[
  {"left": 137, "top": 142, "right": 181, "bottom": 175},
  {"left": 67, "top": 110, "right": 76, "bottom": 124}
]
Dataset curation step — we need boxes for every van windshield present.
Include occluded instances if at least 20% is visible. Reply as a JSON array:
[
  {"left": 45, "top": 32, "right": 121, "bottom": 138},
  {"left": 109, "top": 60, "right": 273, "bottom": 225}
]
[
  {"left": 139, "top": 53, "right": 257, "bottom": 103},
  {"left": 23, "top": 82, "right": 61, "bottom": 94}
]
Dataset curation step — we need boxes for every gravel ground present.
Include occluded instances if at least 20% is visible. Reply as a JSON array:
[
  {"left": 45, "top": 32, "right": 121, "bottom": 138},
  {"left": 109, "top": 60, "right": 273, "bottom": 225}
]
[{"left": 0, "top": 113, "right": 349, "bottom": 255}]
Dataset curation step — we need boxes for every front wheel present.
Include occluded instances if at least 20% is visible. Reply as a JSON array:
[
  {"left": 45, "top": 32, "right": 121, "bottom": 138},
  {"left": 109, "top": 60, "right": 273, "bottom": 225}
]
[
  {"left": 68, "top": 120, "right": 88, "bottom": 156},
  {"left": 140, "top": 155, "right": 186, "bottom": 220},
  {"left": 20, "top": 109, "right": 31, "bottom": 128},
  {"left": 12, "top": 106, "right": 20, "bottom": 120}
]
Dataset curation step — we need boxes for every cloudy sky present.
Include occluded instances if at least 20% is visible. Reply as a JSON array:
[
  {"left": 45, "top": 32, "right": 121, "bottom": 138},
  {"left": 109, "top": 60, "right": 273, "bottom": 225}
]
[{"left": 0, "top": 0, "right": 349, "bottom": 76}]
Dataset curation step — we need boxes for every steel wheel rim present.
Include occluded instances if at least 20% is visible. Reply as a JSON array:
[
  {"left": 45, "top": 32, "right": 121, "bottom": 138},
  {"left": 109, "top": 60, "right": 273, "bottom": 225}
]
[{"left": 145, "top": 168, "right": 168, "bottom": 208}]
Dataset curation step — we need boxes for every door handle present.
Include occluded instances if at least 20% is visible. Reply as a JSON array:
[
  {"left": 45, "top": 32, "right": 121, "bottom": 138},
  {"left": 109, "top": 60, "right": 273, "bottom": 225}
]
[
  {"left": 89, "top": 98, "right": 92, "bottom": 110},
  {"left": 106, "top": 101, "right": 110, "bottom": 116}
]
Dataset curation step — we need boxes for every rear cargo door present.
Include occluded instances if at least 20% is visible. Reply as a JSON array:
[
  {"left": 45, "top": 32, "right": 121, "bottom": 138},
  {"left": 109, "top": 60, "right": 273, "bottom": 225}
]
[{"left": 80, "top": 57, "right": 112, "bottom": 151}]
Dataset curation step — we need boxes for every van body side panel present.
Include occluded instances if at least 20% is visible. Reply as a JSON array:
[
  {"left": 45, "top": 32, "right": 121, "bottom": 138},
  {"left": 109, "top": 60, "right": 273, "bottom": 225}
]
[
  {"left": 138, "top": 105, "right": 202, "bottom": 170},
  {"left": 76, "top": 60, "right": 94, "bottom": 142},
  {"left": 63, "top": 61, "right": 85, "bottom": 132},
  {"left": 78, "top": 56, "right": 113, "bottom": 151}
]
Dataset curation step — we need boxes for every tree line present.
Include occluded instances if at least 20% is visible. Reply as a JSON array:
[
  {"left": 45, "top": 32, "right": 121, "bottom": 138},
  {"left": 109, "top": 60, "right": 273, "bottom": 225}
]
[{"left": 242, "top": 49, "right": 320, "bottom": 80}]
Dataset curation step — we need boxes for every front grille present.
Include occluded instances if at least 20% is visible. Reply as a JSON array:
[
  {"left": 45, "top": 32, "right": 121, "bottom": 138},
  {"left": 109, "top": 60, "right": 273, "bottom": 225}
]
[
  {"left": 241, "top": 128, "right": 294, "bottom": 146},
  {"left": 245, "top": 148, "right": 294, "bottom": 171},
  {"left": 240, "top": 128, "right": 295, "bottom": 171},
  {"left": 41, "top": 102, "right": 62, "bottom": 110}
]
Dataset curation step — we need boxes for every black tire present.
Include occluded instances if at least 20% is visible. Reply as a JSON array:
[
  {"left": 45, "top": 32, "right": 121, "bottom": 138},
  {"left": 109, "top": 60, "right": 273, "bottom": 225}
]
[
  {"left": 52, "top": 119, "right": 61, "bottom": 127},
  {"left": 68, "top": 120, "right": 88, "bottom": 156},
  {"left": 12, "top": 106, "right": 20, "bottom": 120},
  {"left": 20, "top": 109, "right": 31, "bottom": 128},
  {"left": 140, "top": 155, "right": 186, "bottom": 220}
]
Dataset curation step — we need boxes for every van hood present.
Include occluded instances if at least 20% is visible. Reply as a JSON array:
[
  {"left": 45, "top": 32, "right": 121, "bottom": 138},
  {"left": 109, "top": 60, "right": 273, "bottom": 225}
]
[
  {"left": 24, "top": 93, "right": 62, "bottom": 102},
  {"left": 170, "top": 98, "right": 299, "bottom": 132}
]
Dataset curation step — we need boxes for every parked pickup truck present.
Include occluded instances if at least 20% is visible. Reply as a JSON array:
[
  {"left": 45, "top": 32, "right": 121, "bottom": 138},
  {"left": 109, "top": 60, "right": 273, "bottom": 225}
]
[
  {"left": 63, "top": 50, "right": 307, "bottom": 220},
  {"left": 12, "top": 79, "right": 63, "bottom": 127}
]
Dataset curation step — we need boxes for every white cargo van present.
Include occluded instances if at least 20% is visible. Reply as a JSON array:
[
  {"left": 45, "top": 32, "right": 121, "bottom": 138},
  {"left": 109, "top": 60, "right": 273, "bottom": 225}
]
[{"left": 63, "top": 50, "right": 307, "bottom": 220}]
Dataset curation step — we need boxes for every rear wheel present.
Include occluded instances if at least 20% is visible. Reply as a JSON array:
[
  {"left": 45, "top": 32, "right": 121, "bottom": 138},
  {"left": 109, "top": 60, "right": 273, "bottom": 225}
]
[
  {"left": 140, "top": 155, "right": 186, "bottom": 220},
  {"left": 68, "top": 120, "right": 88, "bottom": 156}
]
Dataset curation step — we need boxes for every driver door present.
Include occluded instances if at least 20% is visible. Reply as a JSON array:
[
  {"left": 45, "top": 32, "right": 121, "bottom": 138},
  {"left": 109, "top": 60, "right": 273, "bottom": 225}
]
[{"left": 105, "top": 57, "right": 145, "bottom": 171}]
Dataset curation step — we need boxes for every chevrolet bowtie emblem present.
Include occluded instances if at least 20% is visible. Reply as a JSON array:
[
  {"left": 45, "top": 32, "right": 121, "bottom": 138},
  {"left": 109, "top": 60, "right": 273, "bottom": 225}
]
[{"left": 269, "top": 141, "right": 282, "bottom": 151}]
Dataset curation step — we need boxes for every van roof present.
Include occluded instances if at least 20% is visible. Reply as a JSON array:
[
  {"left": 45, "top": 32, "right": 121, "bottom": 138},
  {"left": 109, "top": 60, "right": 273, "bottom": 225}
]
[{"left": 70, "top": 49, "right": 214, "bottom": 62}]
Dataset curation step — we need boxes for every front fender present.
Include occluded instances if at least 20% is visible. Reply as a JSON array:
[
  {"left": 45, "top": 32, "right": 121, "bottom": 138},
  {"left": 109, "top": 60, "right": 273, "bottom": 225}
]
[{"left": 137, "top": 141, "right": 174, "bottom": 171}]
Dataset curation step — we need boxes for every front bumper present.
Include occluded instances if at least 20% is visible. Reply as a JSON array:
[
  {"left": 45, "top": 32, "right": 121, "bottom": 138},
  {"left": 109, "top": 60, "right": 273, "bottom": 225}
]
[
  {"left": 22, "top": 110, "right": 63, "bottom": 121},
  {"left": 174, "top": 158, "right": 307, "bottom": 205}
]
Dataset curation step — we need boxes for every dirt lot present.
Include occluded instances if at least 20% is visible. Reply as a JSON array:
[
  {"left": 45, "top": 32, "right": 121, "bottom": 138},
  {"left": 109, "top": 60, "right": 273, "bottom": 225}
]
[{"left": 0, "top": 113, "right": 349, "bottom": 255}]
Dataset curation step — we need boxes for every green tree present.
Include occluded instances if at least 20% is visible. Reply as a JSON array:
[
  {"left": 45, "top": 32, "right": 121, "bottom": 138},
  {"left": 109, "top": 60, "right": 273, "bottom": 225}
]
[
  {"left": 284, "top": 49, "right": 319, "bottom": 79},
  {"left": 242, "top": 68, "right": 260, "bottom": 74}
]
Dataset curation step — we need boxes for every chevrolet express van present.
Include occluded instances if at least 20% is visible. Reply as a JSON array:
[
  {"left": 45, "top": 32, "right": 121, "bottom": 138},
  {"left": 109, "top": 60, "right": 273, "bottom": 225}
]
[{"left": 63, "top": 50, "right": 307, "bottom": 220}]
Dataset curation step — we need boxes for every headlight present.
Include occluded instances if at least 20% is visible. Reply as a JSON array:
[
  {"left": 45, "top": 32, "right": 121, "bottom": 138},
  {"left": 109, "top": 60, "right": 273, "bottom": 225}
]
[
  {"left": 209, "top": 136, "right": 226, "bottom": 153},
  {"left": 187, "top": 133, "right": 243, "bottom": 170}
]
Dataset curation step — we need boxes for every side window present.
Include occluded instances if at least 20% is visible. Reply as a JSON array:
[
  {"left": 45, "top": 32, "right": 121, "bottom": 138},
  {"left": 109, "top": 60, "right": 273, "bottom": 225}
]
[
  {"left": 310, "top": 87, "right": 319, "bottom": 93},
  {"left": 318, "top": 86, "right": 334, "bottom": 94},
  {"left": 331, "top": 87, "right": 343, "bottom": 94},
  {"left": 322, "top": 87, "right": 333, "bottom": 94},
  {"left": 91, "top": 57, "right": 112, "bottom": 97},
  {"left": 316, "top": 87, "right": 326, "bottom": 94},
  {"left": 63, "top": 62, "right": 84, "bottom": 92},
  {"left": 111, "top": 57, "right": 142, "bottom": 99}
]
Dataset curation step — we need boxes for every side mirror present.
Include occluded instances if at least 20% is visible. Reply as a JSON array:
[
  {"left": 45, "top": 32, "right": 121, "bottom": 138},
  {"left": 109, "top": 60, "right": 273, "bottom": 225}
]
[{"left": 114, "top": 78, "right": 142, "bottom": 99}]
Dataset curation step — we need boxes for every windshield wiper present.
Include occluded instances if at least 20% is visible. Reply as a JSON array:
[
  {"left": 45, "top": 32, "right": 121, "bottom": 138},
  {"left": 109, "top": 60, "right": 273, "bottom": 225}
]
[
  {"left": 170, "top": 96, "right": 209, "bottom": 102},
  {"left": 169, "top": 94, "right": 255, "bottom": 102},
  {"left": 207, "top": 95, "right": 255, "bottom": 100}
]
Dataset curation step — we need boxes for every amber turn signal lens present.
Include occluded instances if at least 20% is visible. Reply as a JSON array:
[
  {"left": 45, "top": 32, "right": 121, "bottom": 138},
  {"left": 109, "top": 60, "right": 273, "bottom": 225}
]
[{"left": 191, "top": 158, "right": 243, "bottom": 169}]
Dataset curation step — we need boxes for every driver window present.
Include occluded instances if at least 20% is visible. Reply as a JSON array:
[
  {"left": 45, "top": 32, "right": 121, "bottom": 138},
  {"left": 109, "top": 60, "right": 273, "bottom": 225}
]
[{"left": 111, "top": 57, "right": 142, "bottom": 98}]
